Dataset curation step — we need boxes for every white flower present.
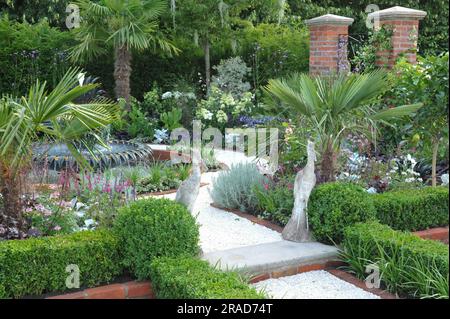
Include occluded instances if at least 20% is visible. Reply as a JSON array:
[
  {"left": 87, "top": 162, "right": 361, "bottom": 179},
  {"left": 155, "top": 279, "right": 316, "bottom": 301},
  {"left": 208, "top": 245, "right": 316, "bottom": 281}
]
[
  {"left": 367, "top": 187, "right": 378, "bottom": 194},
  {"left": 441, "top": 174, "right": 449, "bottom": 186},
  {"left": 84, "top": 219, "right": 96, "bottom": 227},
  {"left": 161, "top": 92, "right": 173, "bottom": 100},
  {"left": 75, "top": 211, "right": 85, "bottom": 218},
  {"left": 154, "top": 129, "right": 169, "bottom": 143}
]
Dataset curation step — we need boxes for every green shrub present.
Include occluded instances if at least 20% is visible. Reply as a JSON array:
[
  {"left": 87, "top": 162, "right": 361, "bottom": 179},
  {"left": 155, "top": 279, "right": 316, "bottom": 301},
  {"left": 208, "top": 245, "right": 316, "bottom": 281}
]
[
  {"left": 372, "top": 186, "right": 449, "bottom": 231},
  {"left": 0, "top": 230, "right": 122, "bottom": 298},
  {"left": 308, "top": 182, "right": 377, "bottom": 244},
  {"left": 342, "top": 222, "right": 449, "bottom": 299},
  {"left": 0, "top": 17, "right": 72, "bottom": 96},
  {"left": 113, "top": 198, "right": 199, "bottom": 280},
  {"left": 150, "top": 256, "right": 265, "bottom": 299},
  {"left": 211, "top": 163, "right": 267, "bottom": 212}
]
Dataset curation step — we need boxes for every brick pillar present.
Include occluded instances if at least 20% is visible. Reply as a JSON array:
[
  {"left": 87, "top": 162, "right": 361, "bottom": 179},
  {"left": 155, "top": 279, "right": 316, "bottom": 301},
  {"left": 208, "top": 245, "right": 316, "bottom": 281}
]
[
  {"left": 369, "top": 6, "right": 426, "bottom": 68},
  {"left": 306, "top": 14, "right": 354, "bottom": 76}
]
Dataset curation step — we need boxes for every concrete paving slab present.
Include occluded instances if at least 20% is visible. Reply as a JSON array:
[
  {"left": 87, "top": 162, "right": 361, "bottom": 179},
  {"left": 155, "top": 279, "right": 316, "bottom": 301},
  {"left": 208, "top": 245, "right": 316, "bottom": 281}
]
[{"left": 202, "top": 240, "right": 339, "bottom": 275}]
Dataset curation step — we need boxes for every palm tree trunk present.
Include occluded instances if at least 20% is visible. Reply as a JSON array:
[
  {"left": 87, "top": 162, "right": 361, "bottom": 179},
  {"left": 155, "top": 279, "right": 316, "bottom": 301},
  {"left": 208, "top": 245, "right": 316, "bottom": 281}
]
[
  {"left": 431, "top": 137, "right": 439, "bottom": 187},
  {"left": 320, "top": 140, "right": 337, "bottom": 183},
  {"left": 0, "top": 162, "right": 25, "bottom": 239},
  {"left": 114, "top": 45, "right": 132, "bottom": 109},
  {"left": 203, "top": 38, "right": 211, "bottom": 95}
]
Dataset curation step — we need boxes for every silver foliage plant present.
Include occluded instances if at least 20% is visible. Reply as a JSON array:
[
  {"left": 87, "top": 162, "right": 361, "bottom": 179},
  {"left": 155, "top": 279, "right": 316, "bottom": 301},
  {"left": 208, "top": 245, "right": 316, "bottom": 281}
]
[
  {"left": 212, "top": 56, "right": 251, "bottom": 99},
  {"left": 210, "top": 163, "right": 266, "bottom": 212}
]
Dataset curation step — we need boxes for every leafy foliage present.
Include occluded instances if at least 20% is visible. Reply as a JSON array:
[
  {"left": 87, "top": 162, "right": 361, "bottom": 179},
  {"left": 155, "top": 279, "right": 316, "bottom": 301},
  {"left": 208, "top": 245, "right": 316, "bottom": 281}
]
[
  {"left": 372, "top": 186, "right": 449, "bottom": 231},
  {"left": 211, "top": 163, "right": 267, "bottom": 212},
  {"left": 0, "top": 229, "right": 122, "bottom": 298},
  {"left": 341, "top": 221, "right": 449, "bottom": 298},
  {"left": 308, "top": 182, "right": 377, "bottom": 244},
  {"left": 0, "top": 17, "right": 72, "bottom": 96},
  {"left": 150, "top": 256, "right": 265, "bottom": 299},
  {"left": 265, "top": 70, "right": 422, "bottom": 181},
  {"left": 212, "top": 56, "right": 251, "bottom": 98},
  {"left": 113, "top": 198, "right": 199, "bottom": 280}
]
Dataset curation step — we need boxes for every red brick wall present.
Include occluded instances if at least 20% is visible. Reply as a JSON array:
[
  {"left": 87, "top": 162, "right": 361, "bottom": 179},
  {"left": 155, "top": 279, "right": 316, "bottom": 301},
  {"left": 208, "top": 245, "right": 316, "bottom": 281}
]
[
  {"left": 309, "top": 25, "right": 350, "bottom": 75},
  {"left": 376, "top": 19, "right": 420, "bottom": 68}
]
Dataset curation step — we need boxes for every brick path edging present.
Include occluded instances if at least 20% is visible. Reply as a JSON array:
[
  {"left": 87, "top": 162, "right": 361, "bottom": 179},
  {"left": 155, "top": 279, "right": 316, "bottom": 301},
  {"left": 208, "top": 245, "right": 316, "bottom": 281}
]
[
  {"left": 47, "top": 281, "right": 154, "bottom": 299},
  {"left": 413, "top": 227, "right": 449, "bottom": 243}
]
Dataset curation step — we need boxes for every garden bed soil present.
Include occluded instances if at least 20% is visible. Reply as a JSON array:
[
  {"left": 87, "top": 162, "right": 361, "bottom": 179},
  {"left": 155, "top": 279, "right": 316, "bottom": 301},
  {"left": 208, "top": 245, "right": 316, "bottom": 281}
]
[{"left": 139, "top": 182, "right": 209, "bottom": 197}]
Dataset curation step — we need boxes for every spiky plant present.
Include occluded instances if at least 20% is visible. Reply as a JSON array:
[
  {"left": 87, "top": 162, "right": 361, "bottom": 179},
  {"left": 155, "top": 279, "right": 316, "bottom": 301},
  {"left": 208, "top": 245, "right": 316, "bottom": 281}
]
[
  {"left": 0, "top": 68, "right": 119, "bottom": 239},
  {"left": 70, "top": 0, "right": 178, "bottom": 107},
  {"left": 265, "top": 70, "right": 423, "bottom": 182}
]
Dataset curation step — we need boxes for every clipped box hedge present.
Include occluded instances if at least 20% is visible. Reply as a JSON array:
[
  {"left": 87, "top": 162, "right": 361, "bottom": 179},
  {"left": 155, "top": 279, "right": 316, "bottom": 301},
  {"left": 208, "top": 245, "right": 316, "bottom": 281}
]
[
  {"left": 150, "top": 256, "right": 265, "bottom": 299},
  {"left": 372, "top": 186, "right": 449, "bottom": 231},
  {"left": 308, "top": 182, "right": 377, "bottom": 244},
  {"left": 0, "top": 230, "right": 122, "bottom": 299},
  {"left": 342, "top": 221, "right": 449, "bottom": 298},
  {"left": 113, "top": 198, "right": 200, "bottom": 280}
]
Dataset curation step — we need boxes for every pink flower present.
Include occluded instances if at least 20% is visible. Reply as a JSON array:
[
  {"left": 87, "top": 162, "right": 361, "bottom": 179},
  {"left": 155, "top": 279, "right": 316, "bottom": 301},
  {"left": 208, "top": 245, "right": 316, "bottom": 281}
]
[
  {"left": 287, "top": 183, "right": 294, "bottom": 190},
  {"left": 263, "top": 183, "right": 270, "bottom": 191},
  {"left": 53, "top": 225, "right": 61, "bottom": 231}
]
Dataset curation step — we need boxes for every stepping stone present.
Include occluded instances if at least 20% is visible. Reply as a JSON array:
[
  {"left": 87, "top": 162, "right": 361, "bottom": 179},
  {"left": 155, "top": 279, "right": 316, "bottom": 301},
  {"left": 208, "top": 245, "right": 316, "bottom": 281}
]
[{"left": 202, "top": 240, "right": 339, "bottom": 275}]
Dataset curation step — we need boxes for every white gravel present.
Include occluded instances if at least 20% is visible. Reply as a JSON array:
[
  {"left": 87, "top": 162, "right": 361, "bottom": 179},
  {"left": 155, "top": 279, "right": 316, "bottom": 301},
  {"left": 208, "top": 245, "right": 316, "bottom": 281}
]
[
  {"left": 151, "top": 170, "right": 282, "bottom": 254},
  {"left": 146, "top": 146, "right": 282, "bottom": 253},
  {"left": 252, "top": 270, "right": 380, "bottom": 299}
]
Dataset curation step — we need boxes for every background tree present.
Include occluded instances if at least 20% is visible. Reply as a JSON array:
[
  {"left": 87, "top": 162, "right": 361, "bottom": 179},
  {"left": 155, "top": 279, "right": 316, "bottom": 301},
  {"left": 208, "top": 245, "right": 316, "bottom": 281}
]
[
  {"left": 169, "top": 0, "right": 279, "bottom": 93},
  {"left": 389, "top": 53, "right": 449, "bottom": 186},
  {"left": 70, "top": 0, "right": 178, "bottom": 107},
  {"left": 265, "top": 70, "right": 423, "bottom": 182}
]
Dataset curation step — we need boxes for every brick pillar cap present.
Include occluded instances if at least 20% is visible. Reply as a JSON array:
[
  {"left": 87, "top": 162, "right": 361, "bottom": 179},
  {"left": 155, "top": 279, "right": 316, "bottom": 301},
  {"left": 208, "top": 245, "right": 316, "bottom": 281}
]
[
  {"left": 368, "top": 6, "right": 427, "bottom": 21},
  {"left": 305, "top": 14, "right": 354, "bottom": 26}
]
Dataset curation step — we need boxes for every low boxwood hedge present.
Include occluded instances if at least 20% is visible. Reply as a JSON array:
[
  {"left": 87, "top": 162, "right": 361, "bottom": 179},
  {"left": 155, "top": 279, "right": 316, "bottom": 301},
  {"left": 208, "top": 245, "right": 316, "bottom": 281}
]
[
  {"left": 372, "top": 186, "right": 449, "bottom": 231},
  {"left": 0, "top": 229, "right": 122, "bottom": 299},
  {"left": 113, "top": 198, "right": 200, "bottom": 280},
  {"left": 308, "top": 182, "right": 377, "bottom": 244},
  {"left": 342, "top": 221, "right": 449, "bottom": 298},
  {"left": 150, "top": 256, "right": 265, "bottom": 299}
]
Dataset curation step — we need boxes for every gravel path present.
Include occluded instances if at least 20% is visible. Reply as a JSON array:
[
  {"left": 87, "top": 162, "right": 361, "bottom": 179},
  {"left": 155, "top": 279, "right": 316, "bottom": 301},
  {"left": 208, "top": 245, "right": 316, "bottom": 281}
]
[
  {"left": 155, "top": 171, "right": 282, "bottom": 254},
  {"left": 148, "top": 145, "right": 282, "bottom": 253},
  {"left": 252, "top": 270, "right": 380, "bottom": 299}
]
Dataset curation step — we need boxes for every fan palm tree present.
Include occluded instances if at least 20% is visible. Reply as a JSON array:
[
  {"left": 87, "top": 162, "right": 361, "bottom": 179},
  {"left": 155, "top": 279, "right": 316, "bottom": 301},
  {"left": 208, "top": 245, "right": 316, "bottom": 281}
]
[
  {"left": 70, "top": 0, "right": 178, "bottom": 107},
  {"left": 0, "top": 68, "right": 119, "bottom": 238},
  {"left": 265, "top": 70, "right": 422, "bottom": 182}
]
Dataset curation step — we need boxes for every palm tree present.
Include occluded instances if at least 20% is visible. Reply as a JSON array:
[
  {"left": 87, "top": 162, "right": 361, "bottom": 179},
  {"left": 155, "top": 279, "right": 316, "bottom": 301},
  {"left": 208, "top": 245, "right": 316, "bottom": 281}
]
[
  {"left": 70, "top": 0, "right": 178, "bottom": 107},
  {"left": 265, "top": 70, "right": 422, "bottom": 182},
  {"left": 0, "top": 68, "right": 119, "bottom": 238}
]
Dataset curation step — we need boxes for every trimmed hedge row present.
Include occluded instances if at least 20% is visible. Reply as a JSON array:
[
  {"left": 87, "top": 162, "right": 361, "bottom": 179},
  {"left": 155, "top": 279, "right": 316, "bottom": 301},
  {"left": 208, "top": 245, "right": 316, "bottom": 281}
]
[
  {"left": 372, "top": 186, "right": 449, "bottom": 231},
  {"left": 308, "top": 183, "right": 449, "bottom": 244},
  {"left": 0, "top": 230, "right": 122, "bottom": 299},
  {"left": 113, "top": 198, "right": 200, "bottom": 280},
  {"left": 342, "top": 222, "right": 449, "bottom": 298},
  {"left": 150, "top": 257, "right": 265, "bottom": 299},
  {"left": 308, "top": 182, "right": 377, "bottom": 244}
]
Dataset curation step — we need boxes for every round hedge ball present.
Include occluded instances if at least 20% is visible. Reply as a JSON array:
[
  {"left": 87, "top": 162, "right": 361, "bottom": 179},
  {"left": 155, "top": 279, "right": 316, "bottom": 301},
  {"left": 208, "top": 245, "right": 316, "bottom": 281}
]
[
  {"left": 308, "top": 182, "right": 376, "bottom": 244},
  {"left": 113, "top": 198, "right": 200, "bottom": 279}
]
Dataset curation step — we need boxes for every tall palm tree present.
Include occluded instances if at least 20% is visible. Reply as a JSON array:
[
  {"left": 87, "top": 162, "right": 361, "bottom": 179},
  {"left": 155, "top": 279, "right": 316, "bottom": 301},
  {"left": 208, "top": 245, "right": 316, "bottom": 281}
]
[
  {"left": 0, "top": 68, "right": 119, "bottom": 238},
  {"left": 265, "top": 70, "right": 422, "bottom": 182},
  {"left": 70, "top": 0, "right": 178, "bottom": 107}
]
